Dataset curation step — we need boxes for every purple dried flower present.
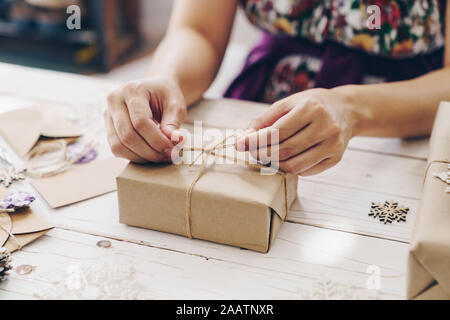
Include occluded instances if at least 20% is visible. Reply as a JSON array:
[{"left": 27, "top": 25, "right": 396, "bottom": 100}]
[
  {"left": 0, "top": 191, "right": 35, "bottom": 210},
  {"left": 67, "top": 142, "right": 98, "bottom": 164}
]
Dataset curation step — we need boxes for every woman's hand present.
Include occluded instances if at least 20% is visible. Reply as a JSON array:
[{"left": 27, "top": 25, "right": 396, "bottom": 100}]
[
  {"left": 236, "top": 88, "right": 359, "bottom": 176},
  {"left": 104, "top": 77, "right": 187, "bottom": 163}
]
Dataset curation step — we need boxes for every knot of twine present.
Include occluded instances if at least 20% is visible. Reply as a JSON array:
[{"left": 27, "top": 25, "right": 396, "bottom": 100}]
[{"left": 182, "top": 134, "right": 289, "bottom": 239}]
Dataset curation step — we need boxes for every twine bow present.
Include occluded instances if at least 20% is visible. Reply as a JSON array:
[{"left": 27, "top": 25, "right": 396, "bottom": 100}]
[{"left": 182, "top": 134, "right": 289, "bottom": 239}]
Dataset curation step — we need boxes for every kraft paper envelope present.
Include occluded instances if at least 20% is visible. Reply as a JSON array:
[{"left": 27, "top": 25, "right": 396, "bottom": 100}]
[
  {"left": 0, "top": 106, "right": 82, "bottom": 158},
  {"left": 117, "top": 160, "right": 298, "bottom": 253},
  {"left": 0, "top": 189, "right": 54, "bottom": 253},
  {"left": 31, "top": 157, "right": 128, "bottom": 208},
  {"left": 407, "top": 102, "right": 450, "bottom": 300}
]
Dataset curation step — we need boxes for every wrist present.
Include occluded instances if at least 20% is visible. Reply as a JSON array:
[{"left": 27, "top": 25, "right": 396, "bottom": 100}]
[
  {"left": 332, "top": 85, "right": 372, "bottom": 137},
  {"left": 147, "top": 71, "right": 188, "bottom": 108},
  {"left": 148, "top": 66, "right": 181, "bottom": 87}
]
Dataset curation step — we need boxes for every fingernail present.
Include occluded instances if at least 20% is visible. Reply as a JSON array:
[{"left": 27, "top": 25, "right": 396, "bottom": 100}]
[{"left": 171, "top": 130, "right": 183, "bottom": 144}]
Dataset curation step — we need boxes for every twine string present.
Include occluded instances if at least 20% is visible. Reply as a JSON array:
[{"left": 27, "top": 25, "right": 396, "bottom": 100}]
[
  {"left": 0, "top": 216, "right": 22, "bottom": 250},
  {"left": 183, "top": 134, "right": 289, "bottom": 239},
  {"left": 24, "top": 139, "right": 97, "bottom": 178}
]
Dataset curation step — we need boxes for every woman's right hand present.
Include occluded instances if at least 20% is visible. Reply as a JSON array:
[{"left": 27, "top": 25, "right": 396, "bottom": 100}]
[{"left": 104, "top": 77, "right": 187, "bottom": 163}]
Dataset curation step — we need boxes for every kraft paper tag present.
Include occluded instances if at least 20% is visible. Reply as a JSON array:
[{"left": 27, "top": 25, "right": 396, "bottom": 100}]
[
  {"left": 0, "top": 107, "right": 82, "bottom": 158},
  {"left": 0, "top": 188, "right": 54, "bottom": 253},
  {"left": 31, "top": 157, "right": 128, "bottom": 208}
]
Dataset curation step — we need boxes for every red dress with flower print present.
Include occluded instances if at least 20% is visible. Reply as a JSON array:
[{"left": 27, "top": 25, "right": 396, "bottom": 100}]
[{"left": 235, "top": 0, "right": 446, "bottom": 103}]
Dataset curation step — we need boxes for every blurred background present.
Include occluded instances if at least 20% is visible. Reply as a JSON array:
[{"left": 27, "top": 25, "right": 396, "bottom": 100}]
[{"left": 0, "top": 0, "right": 261, "bottom": 98}]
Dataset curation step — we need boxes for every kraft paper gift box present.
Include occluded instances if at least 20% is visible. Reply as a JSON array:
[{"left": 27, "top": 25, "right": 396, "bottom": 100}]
[
  {"left": 407, "top": 102, "right": 450, "bottom": 300},
  {"left": 117, "top": 145, "right": 298, "bottom": 253}
]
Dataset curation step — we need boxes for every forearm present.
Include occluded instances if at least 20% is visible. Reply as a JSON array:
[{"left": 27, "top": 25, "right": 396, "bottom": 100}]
[
  {"left": 148, "top": 28, "right": 223, "bottom": 106},
  {"left": 336, "top": 67, "right": 450, "bottom": 138},
  {"left": 147, "top": 0, "right": 237, "bottom": 106}
]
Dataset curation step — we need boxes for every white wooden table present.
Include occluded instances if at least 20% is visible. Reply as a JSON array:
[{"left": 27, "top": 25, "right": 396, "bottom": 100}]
[{"left": 0, "top": 63, "right": 429, "bottom": 300}]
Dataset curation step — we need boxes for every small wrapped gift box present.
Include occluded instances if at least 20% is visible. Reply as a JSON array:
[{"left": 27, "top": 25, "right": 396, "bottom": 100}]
[
  {"left": 407, "top": 102, "right": 450, "bottom": 299},
  {"left": 117, "top": 142, "right": 298, "bottom": 253}
]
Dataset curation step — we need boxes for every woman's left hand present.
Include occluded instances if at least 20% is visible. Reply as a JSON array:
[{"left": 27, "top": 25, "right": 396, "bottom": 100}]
[{"left": 236, "top": 88, "right": 359, "bottom": 176}]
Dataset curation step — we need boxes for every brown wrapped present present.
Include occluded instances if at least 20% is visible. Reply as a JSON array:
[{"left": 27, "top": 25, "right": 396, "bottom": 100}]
[
  {"left": 117, "top": 135, "right": 298, "bottom": 253},
  {"left": 407, "top": 102, "right": 450, "bottom": 299}
]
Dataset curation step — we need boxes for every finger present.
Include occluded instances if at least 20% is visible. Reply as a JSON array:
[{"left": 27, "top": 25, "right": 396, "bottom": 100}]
[
  {"left": 170, "top": 129, "right": 185, "bottom": 145},
  {"left": 297, "top": 156, "right": 341, "bottom": 176},
  {"left": 238, "top": 98, "right": 327, "bottom": 152},
  {"left": 248, "top": 98, "right": 293, "bottom": 130},
  {"left": 237, "top": 105, "right": 315, "bottom": 152},
  {"left": 104, "top": 110, "right": 147, "bottom": 163},
  {"left": 250, "top": 120, "right": 328, "bottom": 161},
  {"left": 110, "top": 102, "right": 168, "bottom": 162},
  {"left": 236, "top": 126, "right": 281, "bottom": 152},
  {"left": 124, "top": 93, "right": 175, "bottom": 154},
  {"left": 276, "top": 141, "right": 331, "bottom": 174},
  {"left": 160, "top": 98, "right": 186, "bottom": 140}
]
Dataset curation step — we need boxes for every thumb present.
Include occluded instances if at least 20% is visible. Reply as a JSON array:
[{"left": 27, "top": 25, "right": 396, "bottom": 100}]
[
  {"left": 160, "top": 102, "right": 186, "bottom": 142},
  {"left": 248, "top": 101, "right": 292, "bottom": 130}
]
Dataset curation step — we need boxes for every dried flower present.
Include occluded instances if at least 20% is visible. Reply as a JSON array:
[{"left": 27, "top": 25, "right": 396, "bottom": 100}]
[
  {"left": 67, "top": 142, "right": 97, "bottom": 164},
  {"left": 0, "top": 191, "right": 35, "bottom": 210}
]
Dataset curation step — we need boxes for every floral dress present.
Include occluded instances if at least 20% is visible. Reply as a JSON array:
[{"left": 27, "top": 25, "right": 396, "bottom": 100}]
[{"left": 225, "top": 0, "right": 446, "bottom": 103}]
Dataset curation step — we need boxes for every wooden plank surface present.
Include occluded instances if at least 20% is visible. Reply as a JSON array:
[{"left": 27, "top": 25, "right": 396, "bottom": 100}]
[
  {"left": 0, "top": 62, "right": 427, "bottom": 299},
  {"left": 0, "top": 227, "right": 407, "bottom": 300}
]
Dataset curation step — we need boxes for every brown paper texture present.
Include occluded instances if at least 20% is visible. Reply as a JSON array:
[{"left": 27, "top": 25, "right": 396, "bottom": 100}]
[
  {"left": 31, "top": 157, "right": 128, "bottom": 208},
  {"left": 0, "top": 107, "right": 82, "bottom": 158},
  {"left": 407, "top": 102, "right": 450, "bottom": 300},
  {"left": 0, "top": 189, "right": 54, "bottom": 253},
  {"left": 117, "top": 162, "right": 298, "bottom": 253}
]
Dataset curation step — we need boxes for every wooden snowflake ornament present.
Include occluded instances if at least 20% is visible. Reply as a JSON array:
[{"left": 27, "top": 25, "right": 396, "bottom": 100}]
[
  {"left": 369, "top": 201, "right": 409, "bottom": 224},
  {"left": 299, "top": 278, "right": 379, "bottom": 300},
  {"left": 0, "top": 148, "right": 26, "bottom": 188},
  {"left": 0, "top": 166, "right": 26, "bottom": 188}
]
